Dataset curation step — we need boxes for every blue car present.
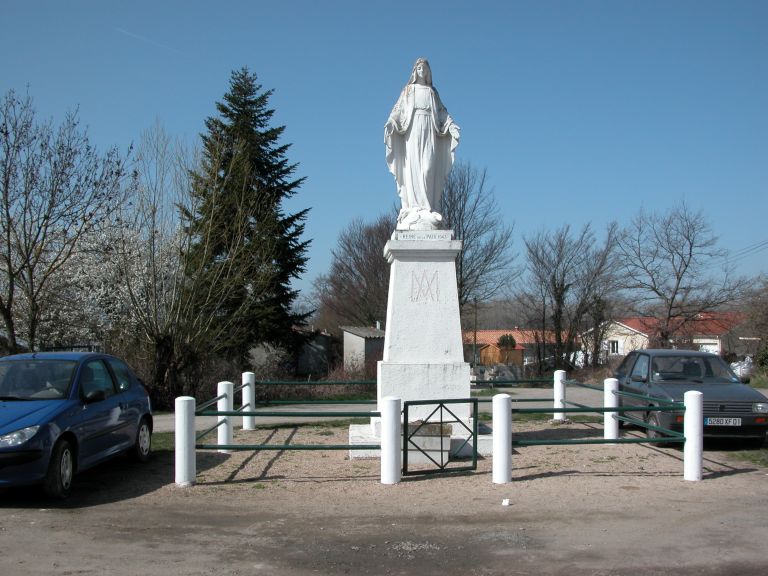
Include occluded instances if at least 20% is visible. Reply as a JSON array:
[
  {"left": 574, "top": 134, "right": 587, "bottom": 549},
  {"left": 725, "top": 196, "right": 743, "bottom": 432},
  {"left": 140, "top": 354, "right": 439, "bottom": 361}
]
[{"left": 0, "top": 352, "right": 152, "bottom": 498}]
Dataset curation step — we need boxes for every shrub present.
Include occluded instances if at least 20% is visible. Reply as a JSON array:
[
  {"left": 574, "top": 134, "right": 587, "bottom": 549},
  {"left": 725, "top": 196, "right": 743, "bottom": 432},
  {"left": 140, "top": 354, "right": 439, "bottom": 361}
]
[
  {"left": 497, "top": 334, "right": 516, "bottom": 348},
  {"left": 755, "top": 347, "right": 768, "bottom": 368}
]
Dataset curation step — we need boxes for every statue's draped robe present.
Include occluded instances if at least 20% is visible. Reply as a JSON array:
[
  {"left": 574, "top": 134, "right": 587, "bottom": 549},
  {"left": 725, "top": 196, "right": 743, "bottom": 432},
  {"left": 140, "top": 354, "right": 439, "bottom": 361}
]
[{"left": 385, "top": 84, "right": 458, "bottom": 217}]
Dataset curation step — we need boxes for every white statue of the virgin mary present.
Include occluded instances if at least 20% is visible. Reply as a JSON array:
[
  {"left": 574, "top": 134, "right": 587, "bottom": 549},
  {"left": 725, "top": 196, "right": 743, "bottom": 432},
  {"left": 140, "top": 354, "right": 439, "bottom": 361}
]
[{"left": 384, "top": 58, "right": 460, "bottom": 230}]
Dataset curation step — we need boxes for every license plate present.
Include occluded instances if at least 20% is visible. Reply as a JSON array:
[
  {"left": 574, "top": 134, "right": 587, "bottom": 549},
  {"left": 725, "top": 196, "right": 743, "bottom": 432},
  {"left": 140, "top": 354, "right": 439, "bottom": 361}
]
[{"left": 704, "top": 417, "right": 741, "bottom": 426}]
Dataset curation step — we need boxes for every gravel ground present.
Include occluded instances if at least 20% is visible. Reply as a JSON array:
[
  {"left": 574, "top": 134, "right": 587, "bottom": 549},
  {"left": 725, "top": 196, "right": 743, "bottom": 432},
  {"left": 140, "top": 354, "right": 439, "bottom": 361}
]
[{"left": 1, "top": 420, "right": 766, "bottom": 575}]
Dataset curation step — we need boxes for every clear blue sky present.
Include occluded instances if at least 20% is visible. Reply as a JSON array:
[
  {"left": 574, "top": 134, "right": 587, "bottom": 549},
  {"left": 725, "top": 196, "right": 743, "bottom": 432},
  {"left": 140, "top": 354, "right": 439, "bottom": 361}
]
[{"left": 3, "top": 0, "right": 767, "bottom": 299}]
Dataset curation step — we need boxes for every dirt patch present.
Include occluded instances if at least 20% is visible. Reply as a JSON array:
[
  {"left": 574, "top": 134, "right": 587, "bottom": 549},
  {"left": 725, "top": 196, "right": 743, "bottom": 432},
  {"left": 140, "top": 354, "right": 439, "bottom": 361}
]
[{"left": 1, "top": 421, "right": 767, "bottom": 575}]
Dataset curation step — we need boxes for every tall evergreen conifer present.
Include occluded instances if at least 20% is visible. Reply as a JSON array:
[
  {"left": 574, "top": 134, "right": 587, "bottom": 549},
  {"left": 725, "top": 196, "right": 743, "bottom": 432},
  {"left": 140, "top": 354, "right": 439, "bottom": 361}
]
[{"left": 185, "top": 68, "right": 310, "bottom": 360}]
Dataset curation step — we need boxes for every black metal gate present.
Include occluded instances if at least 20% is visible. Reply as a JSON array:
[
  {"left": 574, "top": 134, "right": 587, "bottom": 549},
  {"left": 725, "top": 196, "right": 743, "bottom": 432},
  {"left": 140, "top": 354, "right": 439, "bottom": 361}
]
[{"left": 402, "top": 398, "right": 478, "bottom": 475}]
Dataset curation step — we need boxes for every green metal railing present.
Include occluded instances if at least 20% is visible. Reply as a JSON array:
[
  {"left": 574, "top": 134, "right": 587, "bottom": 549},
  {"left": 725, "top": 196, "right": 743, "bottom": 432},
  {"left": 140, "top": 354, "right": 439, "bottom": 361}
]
[
  {"left": 402, "top": 398, "right": 478, "bottom": 476},
  {"left": 250, "top": 380, "right": 376, "bottom": 386},
  {"left": 565, "top": 379, "right": 602, "bottom": 392},
  {"left": 509, "top": 404, "right": 685, "bottom": 446},
  {"left": 613, "top": 388, "right": 686, "bottom": 443},
  {"left": 191, "top": 375, "right": 688, "bottom": 469},
  {"left": 193, "top": 379, "right": 380, "bottom": 453},
  {"left": 479, "top": 377, "right": 688, "bottom": 447},
  {"left": 194, "top": 404, "right": 382, "bottom": 451},
  {"left": 554, "top": 382, "right": 686, "bottom": 445}
]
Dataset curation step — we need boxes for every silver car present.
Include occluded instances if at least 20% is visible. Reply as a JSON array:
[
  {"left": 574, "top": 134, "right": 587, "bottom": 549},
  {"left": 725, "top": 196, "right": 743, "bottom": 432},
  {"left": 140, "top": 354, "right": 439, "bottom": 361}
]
[{"left": 615, "top": 349, "right": 768, "bottom": 448}]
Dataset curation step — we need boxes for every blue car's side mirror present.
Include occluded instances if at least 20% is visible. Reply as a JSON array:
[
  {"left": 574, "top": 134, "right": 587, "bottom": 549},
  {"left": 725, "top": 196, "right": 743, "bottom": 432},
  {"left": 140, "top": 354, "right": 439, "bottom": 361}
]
[{"left": 83, "top": 389, "right": 106, "bottom": 404}]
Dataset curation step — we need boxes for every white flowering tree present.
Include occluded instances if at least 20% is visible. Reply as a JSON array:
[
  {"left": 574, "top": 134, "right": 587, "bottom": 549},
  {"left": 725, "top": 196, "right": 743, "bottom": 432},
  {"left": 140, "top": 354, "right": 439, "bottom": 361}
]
[{"left": 0, "top": 89, "right": 128, "bottom": 352}]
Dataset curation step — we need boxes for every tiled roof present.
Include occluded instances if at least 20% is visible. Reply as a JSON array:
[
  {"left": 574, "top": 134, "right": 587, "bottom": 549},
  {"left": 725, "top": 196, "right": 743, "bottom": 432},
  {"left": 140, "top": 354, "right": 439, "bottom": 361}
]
[
  {"left": 462, "top": 329, "right": 557, "bottom": 346},
  {"left": 617, "top": 312, "right": 745, "bottom": 337}
]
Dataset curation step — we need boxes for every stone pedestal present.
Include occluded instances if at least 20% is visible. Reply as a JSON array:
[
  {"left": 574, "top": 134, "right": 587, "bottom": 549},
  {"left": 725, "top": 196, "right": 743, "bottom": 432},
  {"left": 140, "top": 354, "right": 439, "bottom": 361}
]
[{"left": 376, "top": 229, "right": 470, "bottom": 427}]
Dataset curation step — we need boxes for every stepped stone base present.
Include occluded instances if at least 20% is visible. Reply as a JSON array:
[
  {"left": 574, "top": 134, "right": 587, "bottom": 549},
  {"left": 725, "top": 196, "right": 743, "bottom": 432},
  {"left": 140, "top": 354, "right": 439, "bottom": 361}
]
[{"left": 348, "top": 422, "right": 494, "bottom": 461}]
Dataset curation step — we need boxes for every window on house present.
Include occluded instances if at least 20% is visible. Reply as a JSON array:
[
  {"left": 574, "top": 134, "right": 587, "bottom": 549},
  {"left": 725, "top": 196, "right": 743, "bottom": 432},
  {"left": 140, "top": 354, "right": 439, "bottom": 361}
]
[{"left": 609, "top": 340, "right": 619, "bottom": 355}]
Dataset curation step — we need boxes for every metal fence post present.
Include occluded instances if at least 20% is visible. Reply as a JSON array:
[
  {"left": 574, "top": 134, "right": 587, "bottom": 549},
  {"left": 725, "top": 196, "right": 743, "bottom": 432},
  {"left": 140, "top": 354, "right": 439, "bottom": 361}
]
[
  {"left": 218, "top": 381, "right": 233, "bottom": 453},
  {"left": 553, "top": 370, "right": 566, "bottom": 421},
  {"left": 684, "top": 390, "right": 703, "bottom": 481},
  {"left": 493, "top": 393, "right": 512, "bottom": 484},
  {"left": 380, "top": 396, "right": 401, "bottom": 485},
  {"left": 175, "top": 396, "right": 196, "bottom": 486},
  {"left": 604, "top": 378, "right": 619, "bottom": 441},
  {"left": 242, "top": 372, "right": 256, "bottom": 430}
]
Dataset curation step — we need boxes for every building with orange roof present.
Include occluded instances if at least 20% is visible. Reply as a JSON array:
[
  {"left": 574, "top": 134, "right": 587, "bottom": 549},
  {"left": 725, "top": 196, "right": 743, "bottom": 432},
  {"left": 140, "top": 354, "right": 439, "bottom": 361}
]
[{"left": 462, "top": 328, "right": 559, "bottom": 367}]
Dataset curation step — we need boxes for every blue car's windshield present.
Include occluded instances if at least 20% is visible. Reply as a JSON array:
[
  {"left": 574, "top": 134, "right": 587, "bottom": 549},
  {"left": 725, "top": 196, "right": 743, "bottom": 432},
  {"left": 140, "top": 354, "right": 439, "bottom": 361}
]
[
  {"left": 651, "top": 355, "right": 739, "bottom": 384},
  {"left": 0, "top": 360, "right": 78, "bottom": 400}
]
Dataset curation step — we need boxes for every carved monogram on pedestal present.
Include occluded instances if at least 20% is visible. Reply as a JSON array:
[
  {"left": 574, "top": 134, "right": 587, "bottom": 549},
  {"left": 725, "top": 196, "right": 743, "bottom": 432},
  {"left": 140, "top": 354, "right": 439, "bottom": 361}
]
[{"left": 411, "top": 270, "right": 439, "bottom": 303}]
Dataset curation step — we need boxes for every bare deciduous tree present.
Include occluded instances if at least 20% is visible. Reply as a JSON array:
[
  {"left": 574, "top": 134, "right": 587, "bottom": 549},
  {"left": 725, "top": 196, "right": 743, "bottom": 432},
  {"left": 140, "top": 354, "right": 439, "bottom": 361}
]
[
  {"left": 740, "top": 277, "right": 768, "bottom": 363},
  {"left": 312, "top": 213, "right": 394, "bottom": 332},
  {"left": 441, "top": 161, "right": 517, "bottom": 308},
  {"left": 112, "top": 124, "right": 280, "bottom": 405},
  {"left": 522, "top": 223, "right": 617, "bottom": 370},
  {"left": 0, "top": 89, "right": 127, "bottom": 351},
  {"left": 615, "top": 202, "right": 748, "bottom": 348}
]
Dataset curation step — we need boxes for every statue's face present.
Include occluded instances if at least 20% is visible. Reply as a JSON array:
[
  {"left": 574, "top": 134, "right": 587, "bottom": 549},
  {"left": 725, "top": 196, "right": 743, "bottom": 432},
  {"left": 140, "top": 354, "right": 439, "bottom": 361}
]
[{"left": 416, "top": 63, "right": 426, "bottom": 81}]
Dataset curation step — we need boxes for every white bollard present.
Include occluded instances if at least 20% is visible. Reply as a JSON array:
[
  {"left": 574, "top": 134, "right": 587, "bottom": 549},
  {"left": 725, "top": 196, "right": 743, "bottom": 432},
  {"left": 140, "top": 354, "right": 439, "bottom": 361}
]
[
  {"left": 493, "top": 394, "right": 512, "bottom": 484},
  {"left": 175, "top": 396, "right": 196, "bottom": 486},
  {"left": 553, "top": 370, "right": 567, "bottom": 422},
  {"left": 242, "top": 372, "right": 256, "bottom": 430},
  {"left": 217, "top": 381, "right": 233, "bottom": 453},
  {"left": 380, "top": 396, "right": 401, "bottom": 485},
  {"left": 684, "top": 390, "right": 703, "bottom": 481},
  {"left": 604, "top": 378, "right": 619, "bottom": 441}
]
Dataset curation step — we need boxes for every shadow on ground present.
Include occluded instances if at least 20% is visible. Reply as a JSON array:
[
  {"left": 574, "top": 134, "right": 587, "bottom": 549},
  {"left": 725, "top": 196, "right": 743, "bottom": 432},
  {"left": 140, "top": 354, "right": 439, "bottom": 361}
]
[{"left": 0, "top": 448, "right": 228, "bottom": 509}]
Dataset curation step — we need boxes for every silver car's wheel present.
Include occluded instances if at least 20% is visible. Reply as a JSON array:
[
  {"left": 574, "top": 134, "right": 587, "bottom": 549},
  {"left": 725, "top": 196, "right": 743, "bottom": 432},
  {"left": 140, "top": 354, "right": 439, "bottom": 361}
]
[
  {"left": 617, "top": 401, "right": 626, "bottom": 429},
  {"left": 44, "top": 439, "right": 74, "bottom": 499},
  {"left": 645, "top": 411, "right": 661, "bottom": 439},
  {"left": 645, "top": 411, "right": 673, "bottom": 447}
]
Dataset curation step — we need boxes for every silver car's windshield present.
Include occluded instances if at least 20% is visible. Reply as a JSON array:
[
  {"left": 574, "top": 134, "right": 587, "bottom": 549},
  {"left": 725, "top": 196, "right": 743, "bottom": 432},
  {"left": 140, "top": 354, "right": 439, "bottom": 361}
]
[
  {"left": 0, "top": 360, "right": 77, "bottom": 400},
  {"left": 651, "top": 355, "right": 739, "bottom": 384}
]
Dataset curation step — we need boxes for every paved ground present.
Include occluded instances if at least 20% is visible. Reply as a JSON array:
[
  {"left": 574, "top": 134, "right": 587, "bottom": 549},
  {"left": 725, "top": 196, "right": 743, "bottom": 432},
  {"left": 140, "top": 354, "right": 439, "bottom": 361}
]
[{"left": 1, "top": 405, "right": 766, "bottom": 575}]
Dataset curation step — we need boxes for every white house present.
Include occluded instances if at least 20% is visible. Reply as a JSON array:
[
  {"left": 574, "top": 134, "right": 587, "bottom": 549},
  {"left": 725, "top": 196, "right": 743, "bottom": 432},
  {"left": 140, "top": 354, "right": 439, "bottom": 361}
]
[{"left": 595, "top": 312, "right": 750, "bottom": 362}]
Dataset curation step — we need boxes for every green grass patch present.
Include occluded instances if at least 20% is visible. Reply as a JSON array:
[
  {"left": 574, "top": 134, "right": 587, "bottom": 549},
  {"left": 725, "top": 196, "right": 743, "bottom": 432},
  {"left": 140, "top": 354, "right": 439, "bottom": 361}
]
[
  {"left": 512, "top": 412, "right": 552, "bottom": 422},
  {"left": 569, "top": 415, "right": 604, "bottom": 424},
  {"left": 471, "top": 387, "right": 524, "bottom": 397},
  {"left": 152, "top": 431, "right": 174, "bottom": 452},
  {"left": 479, "top": 411, "right": 603, "bottom": 424},
  {"left": 259, "top": 417, "right": 370, "bottom": 429},
  {"left": 316, "top": 393, "right": 376, "bottom": 401},
  {"left": 730, "top": 447, "right": 768, "bottom": 468},
  {"left": 512, "top": 412, "right": 603, "bottom": 423},
  {"left": 152, "top": 418, "right": 370, "bottom": 452},
  {"left": 748, "top": 371, "right": 768, "bottom": 389}
]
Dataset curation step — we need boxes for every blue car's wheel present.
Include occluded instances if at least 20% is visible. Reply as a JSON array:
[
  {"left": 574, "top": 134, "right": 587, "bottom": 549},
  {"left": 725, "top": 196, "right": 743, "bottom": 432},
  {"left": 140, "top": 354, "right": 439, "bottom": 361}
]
[
  {"left": 131, "top": 418, "right": 151, "bottom": 462},
  {"left": 44, "top": 439, "right": 74, "bottom": 499}
]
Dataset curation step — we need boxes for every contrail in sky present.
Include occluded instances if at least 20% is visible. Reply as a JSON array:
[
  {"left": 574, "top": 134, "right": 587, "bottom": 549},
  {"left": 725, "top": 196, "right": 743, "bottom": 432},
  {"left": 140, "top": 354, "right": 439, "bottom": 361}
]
[{"left": 114, "top": 27, "right": 186, "bottom": 56}]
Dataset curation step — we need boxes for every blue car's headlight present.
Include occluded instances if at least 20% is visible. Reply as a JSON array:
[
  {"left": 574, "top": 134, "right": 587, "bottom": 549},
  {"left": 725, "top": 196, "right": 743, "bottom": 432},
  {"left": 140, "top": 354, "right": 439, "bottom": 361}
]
[
  {"left": 753, "top": 403, "right": 768, "bottom": 414},
  {"left": 0, "top": 426, "right": 40, "bottom": 448}
]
